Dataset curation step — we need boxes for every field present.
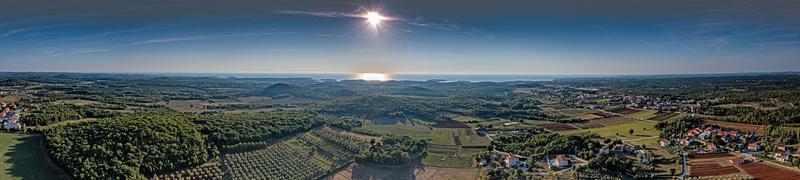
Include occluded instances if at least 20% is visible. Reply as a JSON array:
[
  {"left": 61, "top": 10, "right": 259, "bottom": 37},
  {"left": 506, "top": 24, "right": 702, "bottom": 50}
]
[
  {"left": 423, "top": 145, "right": 484, "bottom": 168},
  {"left": 538, "top": 123, "right": 578, "bottom": 131},
  {"left": 705, "top": 120, "right": 765, "bottom": 135},
  {"left": 361, "top": 119, "right": 432, "bottom": 138},
  {"left": 688, "top": 152, "right": 733, "bottom": 159},
  {"left": 54, "top": 99, "right": 100, "bottom": 105},
  {"left": 688, "top": 160, "right": 740, "bottom": 177},
  {"left": 222, "top": 129, "right": 365, "bottom": 179},
  {"left": 362, "top": 119, "right": 489, "bottom": 168},
  {"left": 325, "top": 163, "right": 478, "bottom": 180},
  {"left": 610, "top": 108, "right": 640, "bottom": 115},
  {"left": 738, "top": 162, "right": 800, "bottom": 179},
  {"left": 589, "top": 117, "right": 631, "bottom": 126},
  {"left": 648, "top": 111, "right": 681, "bottom": 121},
  {"left": 577, "top": 113, "right": 604, "bottom": 121},
  {"left": 628, "top": 110, "right": 658, "bottom": 120},
  {"left": 541, "top": 106, "right": 597, "bottom": 118},
  {"left": 0, "top": 133, "right": 68, "bottom": 180},
  {"left": 559, "top": 120, "right": 659, "bottom": 140}
]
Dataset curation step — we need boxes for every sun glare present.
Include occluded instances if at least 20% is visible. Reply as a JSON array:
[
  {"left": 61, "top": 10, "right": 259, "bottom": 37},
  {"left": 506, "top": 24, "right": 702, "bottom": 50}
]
[
  {"left": 364, "top": 11, "right": 386, "bottom": 26},
  {"left": 357, "top": 73, "right": 389, "bottom": 81}
]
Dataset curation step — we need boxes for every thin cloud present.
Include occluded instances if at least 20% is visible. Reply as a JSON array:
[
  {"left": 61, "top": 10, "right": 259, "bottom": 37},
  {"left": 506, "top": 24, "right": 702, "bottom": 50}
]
[
  {"left": 272, "top": 10, "right": 361, "bottom": 18},
  {"left": 51, "top": 48, "right": 110, "bottom": 56},
  {"left": 0, "top": 24, "right": 68, "bottom": 38},
  {"left": 121, "top": 32, "right": 298, "bottom": 46}
]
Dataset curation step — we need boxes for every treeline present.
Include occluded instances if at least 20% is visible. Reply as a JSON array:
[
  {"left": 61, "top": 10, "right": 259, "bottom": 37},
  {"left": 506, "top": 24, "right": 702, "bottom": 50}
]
[
  {"left": 192, "top": 111, "right": 323, "bottom": 146},
  {"left": 356, "top": 135, "right": 428, "bottom": 165},
  {"left": 24, "top": 103, "right": 119, "bottom": 126},
  {"left": 701, "top": 106, "right": 800, "bottom": 125},
  {"left": 313, "top": 95, "right": 454, "bottom": 121},
  {"left": 328, "top": 118, "right": 363, "bottom": 130},
  {"left": 45, "top": 111, "right": 207, "bottom": 179},
  {"left": 490, "top": 133, "right": 601, "bottom": 159}
]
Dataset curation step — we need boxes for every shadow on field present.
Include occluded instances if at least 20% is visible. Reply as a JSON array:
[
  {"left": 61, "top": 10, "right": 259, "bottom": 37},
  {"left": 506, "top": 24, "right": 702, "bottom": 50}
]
[
  {"left": 349, "top": 163, "right": 420, "bottom": 180},
  {"left": 4, "top": 134, "right": 64, "bottom": 180}
]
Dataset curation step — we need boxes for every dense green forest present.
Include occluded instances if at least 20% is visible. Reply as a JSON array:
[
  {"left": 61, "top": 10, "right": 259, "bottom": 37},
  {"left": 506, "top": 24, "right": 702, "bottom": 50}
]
[
  {"left": 192, "top": 111, "right": 323, "bottom": 146},
  {"left": 356, "top": 135, "right": 428, "bottom": 165},
  {"left": 45, "top": 111, "right": 207, "bottom": 179}
]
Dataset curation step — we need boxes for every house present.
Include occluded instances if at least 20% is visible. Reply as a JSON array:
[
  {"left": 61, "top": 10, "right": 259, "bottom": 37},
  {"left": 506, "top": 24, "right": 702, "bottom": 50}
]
[
  {"left": 777, "top": 144, "right": 786, "bottom": 152},
  {"left": 773, "top": 152, "right": 790, "bottom": 162},
  {"left": 681, "top": 137, "right": 694, "bottom": 145},
  {"left": 549, "top": 155, "right": 569, "bottom": 169},
  {"left": 504, "top": 153, "right": 528, "bottom": 168},
  {"left": 659, "top": 138, "right": 671, "bottom": 147},
  {"left": 636, "top": 150, "right": 650, "bottom": 164},
  {"left": 747, "top": 143, "right": 760, "bottom": 152}
]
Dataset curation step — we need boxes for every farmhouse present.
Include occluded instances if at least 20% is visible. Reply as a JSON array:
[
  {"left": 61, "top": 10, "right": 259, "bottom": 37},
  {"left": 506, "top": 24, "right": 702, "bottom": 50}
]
[
  {"left": 659, "top": 138, "right": 671, "bottom": 147},
  {"left": 747, "top": 143, "right": 760, "bottom": 152},
  {"left": 504, "top": 153, "right": 528, "bottom": 168},
  {"left": 773, "top": 152, "right": 791, "bottom": 162},
  {"left": 548, "top": 155, "right": 570, "bottom": 169}
]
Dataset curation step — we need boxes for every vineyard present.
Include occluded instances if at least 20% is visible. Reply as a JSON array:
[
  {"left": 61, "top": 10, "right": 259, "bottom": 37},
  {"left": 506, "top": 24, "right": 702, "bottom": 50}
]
[{"left": 220, "top": 128, "right": 369, "bottom": 180}]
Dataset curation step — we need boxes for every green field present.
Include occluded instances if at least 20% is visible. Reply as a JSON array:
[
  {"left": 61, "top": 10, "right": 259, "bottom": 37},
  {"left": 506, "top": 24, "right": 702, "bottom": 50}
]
[
  {"left": 628, "top": 110, "right": 658, "bottom": 120},
  {"left": 0, "top": 133, "right": 65, "bottom": 179},
  {"left": 559, "top": 120, "right": 660, "bottom": 140}
]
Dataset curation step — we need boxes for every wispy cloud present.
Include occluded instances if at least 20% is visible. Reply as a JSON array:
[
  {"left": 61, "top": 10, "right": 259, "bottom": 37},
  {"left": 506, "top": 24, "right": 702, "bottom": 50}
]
[
  {"left": 0, "top": 24, "right": 69, "bottom": 38},
  {"left": 50, "top": 48, "right": 110, "bottom": 56},
  {"left": 272, "top": 10, "right": 361, "bottom": 18},
  {"left": 122, "top": 32, "right": 297, "bottom": 46}
]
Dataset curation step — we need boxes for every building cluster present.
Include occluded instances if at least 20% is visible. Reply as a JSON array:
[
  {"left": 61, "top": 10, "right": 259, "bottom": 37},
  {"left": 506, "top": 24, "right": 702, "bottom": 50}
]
[
  {"left": 0, "top": 102, "right": 22, "bottom": 130},
  {"left": 661, "top": 127, "right": 761, "bottom": 153},
  {"left": 500, "top": 153, "right": 577, "bottom": 173}
]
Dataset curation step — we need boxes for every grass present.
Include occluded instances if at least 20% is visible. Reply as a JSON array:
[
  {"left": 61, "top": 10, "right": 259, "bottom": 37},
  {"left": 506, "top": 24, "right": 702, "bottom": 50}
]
[
  {"left": 559, "top": 120, "right": 660, "bottom": 140},
  {"left": 629, "top": 110, "right": 658, "bottom": 120},
  {"left": 54, "top": 99, "right": 100, "bottom": 105},
  {"left": 422, "top": 147, "right": 483, "bottom": 168},
  {"left": 361, "top": 120, "right": 432, "bottom": 139},
  {"left": 0, "top": 133, "right": 66, "bottom": 179}
]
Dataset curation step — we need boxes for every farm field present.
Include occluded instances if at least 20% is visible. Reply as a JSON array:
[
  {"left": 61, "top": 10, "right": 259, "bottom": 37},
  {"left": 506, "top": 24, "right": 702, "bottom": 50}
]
[
  {"left": 688, "top": 159, "right": 741, "bottom": 177},
  {"left": 361, "top": 119, "right": 432, "bottom": 139},
  {"left": 0, "top": 133, "right": 67, "bottom": 180},
  {"left": 559, "top": 120, "right": 659, "bottom": 140},
  {"left": 628, "top": 110, "right": 658, "bottom": 120},
  {"left": 538, "top": 123, "right": 578, "bottom": 131},
  {"left": 704, "top": 120, "right": 765, "bottom": 135},
  {"left": 738, "top": 162, "right": 800, "bottom": 179}
]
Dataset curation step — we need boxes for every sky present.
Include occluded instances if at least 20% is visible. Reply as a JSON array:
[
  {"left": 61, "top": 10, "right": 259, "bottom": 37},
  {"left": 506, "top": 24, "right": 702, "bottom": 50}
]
[{"left": 1, "top": 0, "right": 800, "bottom": 75}]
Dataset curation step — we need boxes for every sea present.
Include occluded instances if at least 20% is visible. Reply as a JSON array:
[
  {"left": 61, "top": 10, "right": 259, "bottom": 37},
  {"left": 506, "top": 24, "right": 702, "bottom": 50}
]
[{"left": 153, "top": 73, "right": 610, "bottom": 82}]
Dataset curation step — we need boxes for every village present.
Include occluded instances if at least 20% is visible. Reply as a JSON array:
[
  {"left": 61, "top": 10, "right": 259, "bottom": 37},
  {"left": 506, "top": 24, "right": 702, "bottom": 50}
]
[{"left": 0, "top": 101, "right": 23, "bottom": 131}]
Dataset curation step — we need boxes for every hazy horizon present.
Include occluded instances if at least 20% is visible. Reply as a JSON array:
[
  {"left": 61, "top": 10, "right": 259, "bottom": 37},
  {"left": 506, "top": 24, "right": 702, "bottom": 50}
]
[{"left": 2, "top": 0, "right": 800, "bottom": 74}]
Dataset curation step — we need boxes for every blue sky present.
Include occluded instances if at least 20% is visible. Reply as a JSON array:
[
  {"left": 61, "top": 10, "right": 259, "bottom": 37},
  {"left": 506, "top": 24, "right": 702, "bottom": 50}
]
[{"left": 1, "top": 0, "right": 799, "bottom": 74}]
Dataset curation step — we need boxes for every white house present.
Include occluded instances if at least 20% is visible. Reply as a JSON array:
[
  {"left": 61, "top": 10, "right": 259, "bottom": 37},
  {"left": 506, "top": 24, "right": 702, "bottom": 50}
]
[
  {"left": 504, "top": 153, "right": 528, "bottom": 168},
  {"left": 659, "top": 138, "right": 671, "bottom": 147}
]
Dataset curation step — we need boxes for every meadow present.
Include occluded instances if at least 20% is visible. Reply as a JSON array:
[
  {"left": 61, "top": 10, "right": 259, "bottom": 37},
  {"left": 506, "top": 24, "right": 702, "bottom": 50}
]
[{"left": 0, "top": 133, "right": 66, "bottom": 179}]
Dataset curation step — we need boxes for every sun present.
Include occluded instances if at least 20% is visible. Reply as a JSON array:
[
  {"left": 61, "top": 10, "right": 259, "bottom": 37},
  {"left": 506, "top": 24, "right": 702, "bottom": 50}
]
[
  {"left": 357, "top": 73, "right": 389, "bottom": 81},
  {"left": 364, "top": 11, "right": 387, "bottom": 26}
]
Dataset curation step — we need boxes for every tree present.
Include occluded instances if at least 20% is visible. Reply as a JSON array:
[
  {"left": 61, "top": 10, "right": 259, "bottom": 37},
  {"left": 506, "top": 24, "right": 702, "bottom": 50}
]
[
  {"left": 629, "top": 129, "right": 634, "bottom": 135},
  {"left": 670, "top": 168, "right": 676, "bottom": 175}
]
